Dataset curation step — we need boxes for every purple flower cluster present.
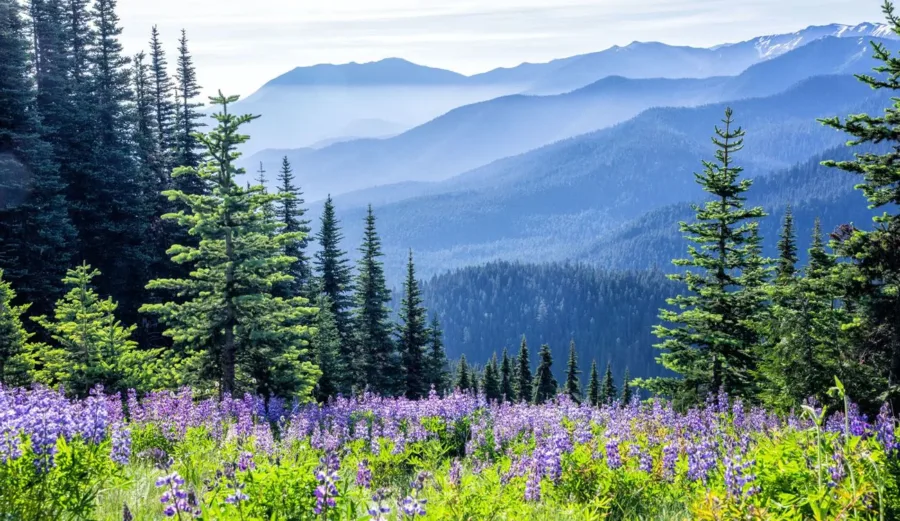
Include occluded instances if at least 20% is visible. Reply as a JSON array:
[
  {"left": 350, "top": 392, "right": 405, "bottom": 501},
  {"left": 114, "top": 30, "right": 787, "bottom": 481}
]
[
  {"left": 156, "top": 472, "right": 201, "bottom": 518},
  {"left": 313, "top": 453, "right": 341, "bottom": 515}
]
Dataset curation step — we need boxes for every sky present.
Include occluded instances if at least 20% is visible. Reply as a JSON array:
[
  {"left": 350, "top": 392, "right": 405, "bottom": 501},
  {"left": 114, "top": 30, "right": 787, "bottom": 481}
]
[{"left": 117, "top": 0, "right": 884, "bottom": 99}]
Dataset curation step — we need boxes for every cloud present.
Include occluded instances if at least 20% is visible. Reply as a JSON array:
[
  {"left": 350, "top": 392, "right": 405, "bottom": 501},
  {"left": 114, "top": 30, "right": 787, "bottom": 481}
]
[{"left": 117, "top": 0, "right": 883, "bottom": 98}]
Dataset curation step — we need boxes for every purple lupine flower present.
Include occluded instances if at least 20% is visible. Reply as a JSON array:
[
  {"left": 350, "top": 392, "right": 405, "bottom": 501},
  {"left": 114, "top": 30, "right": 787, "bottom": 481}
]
[
  {"left": 110, "top": 424, "right": 131, "bottom": 465},
  {"left": 875, "top": 403, "right": 897, "bottom": 455},
  {"left": 368, "top": 489, "right": 392, "bottom": 521},
  {"left": 723, "top": 453, "right": 759, "bottom": 499},
  {"left": 313, "top": 455, "right": 341, "bottom": 515},
  {"left": 157, "top": 472, "right": 201, "bottom": 518},
  {"left": 829, "top": 450, "right": 846, "bottom": 487},
  {"left": 448, "top": 459, "right": 462, "bottom": 487},
  {"left": 356, "top": 459, "right": 372, "bottom": 489},
  {"left": 524, "top": 464, "right": 541, "bottom": 502},
  {"left": 661, "top": 443, "right": 678, "bottom": 480},
  {"left": 638, "top": 450, "right": 653, "bottom": 473},
  {"left": 237, "top": 451, "right": 255, "bottom": 472},
  {"left": 605, "top": 438, "right": 622, "bottom": 470}
]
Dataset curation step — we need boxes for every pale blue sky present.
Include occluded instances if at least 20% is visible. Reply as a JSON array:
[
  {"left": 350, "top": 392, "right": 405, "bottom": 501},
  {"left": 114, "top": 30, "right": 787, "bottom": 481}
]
[{"left": 118, "top": 0, "right": 883, "bottom": 98}]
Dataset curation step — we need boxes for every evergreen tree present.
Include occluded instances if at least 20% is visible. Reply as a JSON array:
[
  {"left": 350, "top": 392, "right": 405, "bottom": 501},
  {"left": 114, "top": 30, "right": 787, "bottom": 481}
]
[
  {"left": 315, "top": 195, "right": 353, "bottom": 358},
  {"left": 499, "top": 347, "right": 514, "bottom": 401},
  {"left": 651, "top": 108, "right": 766, "bottom": 404},
  {"left": 600, "top": 361, "right": 616, "bottom": 405},
  {"left": 455, "top": 354, "right": 471, "bottom": 392},
  {"left": 587, "top": 360, "right": 600, "bottom": 406},
  {"left": 425, "top": 315, "right": 449, "bottom": 394},
  {"left": 351, "top": 206, "right": 399, "bottom": 395},
  {"left": 776, "top": 205, "right": 798, "bottom": 283},
  {"left": 149, "top": 25, "right": 175, "bottom": 170},
  {"left": 29, "top": 264, "right": 163, "bottom": 396},
  {"left": 311, "top": 292, "right": 345, "bottom": 402},
  {"left": 276, "top": 157, "right": 311, "bottom": 297},
  {"left": 398, "top": 250, "right": 429, "bottom": 399},
  {"left": 0, "top": 269, "right": 31, "bottom": 385},
  {"left": 808, "top": 218, "right": 835, "bottom": 277},
  {"left": 564, "top": 339, "right": 581, "bottom": 403},
  {"left": 483, "top": 353, "right": 501, "bottom": 401},
  {"left": 173, "top": 29, "right": 204, "bottom": 172},
  {"left": 620, "top": 368, "right": 633, "bottom": 405},
  {"left": 141, "top": 93, "right": 319, "bottom": 399},
  {"left": 0, "top": 0, "right": 75, "bottom": 317},
  {"left": 254, "top": 162, "right": 275, "bottom": 223},
  {"left": 471, "top": 368, "right": 480, "bottom": 395},
  {"left": 531, "top": 343, "right": 557, "bottom": 404},
  {"left": 514, "top": 335, "right": 532, "bottom": 403},
  {"left": 819, "top": 1, "right": 900, "bottom": 409}
]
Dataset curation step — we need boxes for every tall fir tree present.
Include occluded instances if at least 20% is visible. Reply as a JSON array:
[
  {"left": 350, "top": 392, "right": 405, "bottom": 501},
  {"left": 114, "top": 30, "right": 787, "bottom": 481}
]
[
  {"left": 425, "top": 314, "right": 449, "bottom": 394},
  {"left": 398, "top": 250, "right": 429, "bottom": 399},
  {"left": 0, "top": 269, "right": 31, "bottom": 385},
  {"left": 173, "top": 29, "right": 204, "bottom": 172},
  {"left": 587, "top": 360, "right": 600, "bottom": 406},
  {"left": 315, "top": 195, "right": 353, "bottom": 363},
  {"left": 455, "top": 354, "right": 471, "bottom": 392},
  {"left": 564, "top": 339, "right": 581, "bottom": 403},
  {"left": 311, "top": 292, "right": 345, "bottom": 402},
  {"left": 531, "top": 343, "right": 558, "bottom": 404},
  {"left": 776, "top": 205, "right": 798, "bottom": 283},
  {"left": 808, "top": 218, "right": 834, "bottom": 277},
  {"left": 620, "top": 368, "right": 633, "bottom": 405},
  {"left": 0, "top": 0, "right": 75, "bottom": 317},
  {"left": 351, "top": 206, "right": 399, "bottom": 395},
  {"left": 483, "top": 353, "right": 501, "bottom": 401},
  {"left": 514, "top": 335, "right": 532, "bottom": 403},
  {"left": 149, "top": 25, "right": 175, "bottom": 170},
  {"left": 500, "top": 347, "right": 514, "bottom": 401},
  {"left": 651, "top": 108, "right": 766, "bottom": 404},
  {"left": 141, "top": 93, "right": 319, "bottom": 399},
  {"left": 275, "top": 157, "right": 311, "bottom": 297},
  {"left": 600, "top": 361, "right": 616, "bottom": 405},
  {"left": 819, "top": 0, "right": 900, "bottom": 410},
  {"left": 254, "top": 162, "right": 275, "bottom": 223}
]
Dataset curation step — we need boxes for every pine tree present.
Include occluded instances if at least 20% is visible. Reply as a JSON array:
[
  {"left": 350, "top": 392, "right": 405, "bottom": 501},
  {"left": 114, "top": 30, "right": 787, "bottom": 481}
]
[
  {"left": 149, "top": 25, "right": 175, "bottom": 168},
  {"left": 500, "top": 347, "right": 514, "bottom": 401},
  {"left": 483, "top": 353, "right": 501, "bottom": 401},
  {"left": 398, "top": 250, "right": 429, "bottom": 399},
  {"left": 351, "top": 206, "right": 399, "bottom": 395},
  {"left": 0, "top": 269, "right": 31, "bottom": 385},
  {"left": 471, "top": 368, "right": 480, "bottom": 395},
  {"left": 776, "top": 205, "right": 798, "bottom": 283},
  {"left": 651, "top": 108, "right": 766, "bottom": 404},
  {"left": 141, "top": 93, "right": 319, "bottom": 399},
  {"left": 173, "top": 29, "right": 204, "bottom": 172},
  {"left": 29, "top": 264, "right": 164, "bottom": 396},
  {"left": 587, "top": 360, "right": 600, "bottom": 406},
  {"left": 564, "top": 339, "right": 581, "bottom": 403},
  {"left": 600, "top": 361, "right": 616, "bottom": 405},
  {"left": 819, "top": 3, "right": 900, "bottom": 409},
  {"left": 254, "top": 162, "right": 275, "bottom": 223},
  {"left": 315, "top": 195, "right": 353, "bottom": 361},
  {"left": 620, "top": 368, "right": 633, "bottom": 405},
  {"left": 0, "top": 0, "right": 75, "bottom": 317},
  {"left": 514, "top": 335, "right": 532, "bottom": 403},
  {"left": 808, "top": 218, "right": 835, "bottom": 277},
  {"left": 311, "top": 292, "right": 345, "bottom": 402},
  {"left": 531, "top": 343, "right": 557, "bottom": 404},
  {"left": 425, "top": 315, "right": 449, "bottom": 394},
  {"left": 455, "top": 354, "right": 471, "bottom": 392},
  {"left": 276, "top": 157, "right": 311, "bottom": 297}
]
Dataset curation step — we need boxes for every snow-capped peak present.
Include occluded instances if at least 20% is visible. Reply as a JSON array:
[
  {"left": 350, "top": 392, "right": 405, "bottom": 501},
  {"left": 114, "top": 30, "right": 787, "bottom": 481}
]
[{"left": 719, "top": 22, "right": 896, "bottom": 59}]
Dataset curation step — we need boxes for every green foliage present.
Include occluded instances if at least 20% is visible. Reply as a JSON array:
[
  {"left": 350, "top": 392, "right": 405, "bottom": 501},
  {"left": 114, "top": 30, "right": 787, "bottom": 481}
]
[
  {"left": 425, "top": 315, "right": 449, "bottom": 394},
  {"left": 587, "top": 360, "right": 600, "bottom": 406},
  {"left": 650, "top": 107, "right": 767, "bottom": 405},
  {"left": 564, "top": 340, "right": 581, "bottom": 403},
  {"left": 173, "top": 29, "right": 205, "bottom": 173},
  {"left": 140, "top": 93, "right": 318, "bottom": 400},
  {"left": 500, "top": 347, "right": 515, "bottom": 401},
  {"left": 531, "top": 343, "right": 557, "bottom": 404},
  {"left": 455, "top": 354, "right": 471, "bottom": 392},
  {"left": 776, "top": 205, "right": 798, "bottom": 283},
  {"left": 483, "top": 353, "right": 501, "bottom": 401},
  {"left": 620, "top": 368, "right": 632, "bottom": 405},
  {"left": 600, "top": 361, "right": 616, "bottom": 405},
  {"left": 0, "top": 269, "right": 31, "bottom": 385},
  {"left": 514, "top": 335, "right": 532, "bottom": 403},
  {"left": 27, "top": 264, "right": 164, "bottom": 395},
  {"left": 398, "top": 250, "right": 429, "bottom": 399},
  {"left": 311, "top": 292, "right": 345, "bottom": 402},
  {"left": 275, "top": 156, "right": 312, "bottom": 298},
  {"left": 315, "top": 195, "right": 354, "bottom": 380}
]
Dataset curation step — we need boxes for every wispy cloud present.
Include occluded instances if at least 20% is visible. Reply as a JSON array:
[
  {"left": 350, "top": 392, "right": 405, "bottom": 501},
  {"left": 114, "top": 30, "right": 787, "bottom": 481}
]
[{"left": 117, "top": 0, "right": 883, "bottom": 98}]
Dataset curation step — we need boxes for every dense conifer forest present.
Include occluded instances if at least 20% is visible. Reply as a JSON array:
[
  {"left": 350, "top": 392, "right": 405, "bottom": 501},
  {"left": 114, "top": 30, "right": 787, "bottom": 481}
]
[{"left": 1, "top": 0, "right": 900, "bottom": 518}]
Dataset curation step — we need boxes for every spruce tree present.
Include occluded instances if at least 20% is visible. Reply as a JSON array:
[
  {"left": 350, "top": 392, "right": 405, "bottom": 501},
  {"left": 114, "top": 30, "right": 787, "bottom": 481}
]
[
  {"left": 276, "top": 157, "right": 311, "bottom": 297},
  {"left": 315, "top": 195, "right": 353, "bottom": 360},
  {"left": 173, "top": 29, "right": 204, "bottom": 172},
  {"left": 425, "top": 315, "right": 449, "bottom": 394},
  {"left": 351, "top": 206, "right": 399, "bottom": 395},
  {"left": 600, "top": 361, "right": 616, "bottom": 405},
  {"left": 620, "top": 368, "right": 633, "bottom": 405},
  {"left": 819, "top": 1, "right": 900, "bottom": 409},
  {"left": 311, "top": 292, "right": 345, "bottom": 402},
  {"left": 483, "top": 353, "right": 501, "bottom": 401},
  {"left": 776, "top": 205, "right": 798, "bottom": 283},
  {"left": 149, "top": 25, "right": 175, "bottom": 167},
  {"left": 564, "top": 339, "right": 581, "bottom": 403},
  {"left": 0, "top": 0, "right": 75, "bottom": 317},
  {"left": 455, "top": 354, "right": 471, "bottom": 392},
  {"left": 254, "top": 162, "right": 275, "bottom": 223},
  {"left": 531, "top": 343, "right": 557, "bottom": 404},
  {"left": 651, "top": 108, "right": 766, "bottom": 404},
  {"left": 29, "top": 264, "right": 163, "bottom": 396},
  {"left": 141, "top": 93, "right": 319, "bottom": 399},
  {"left": 587, "top": 360, "right": 600, "bottom": 406},
  {"left": 0, "top": 269, "right": 31, "bottom": 385},
  {"left": 398, "top": 250, "right": 429, "bottom": 399},
  {"left": 514, "top": 335, "right": 532, "bottom": 403},
  {"left": 471, "top": 368, "right": 480, "bottom": 395},
  {"left": 500, "top": 347, "right": 514, "bottom": 401}
]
